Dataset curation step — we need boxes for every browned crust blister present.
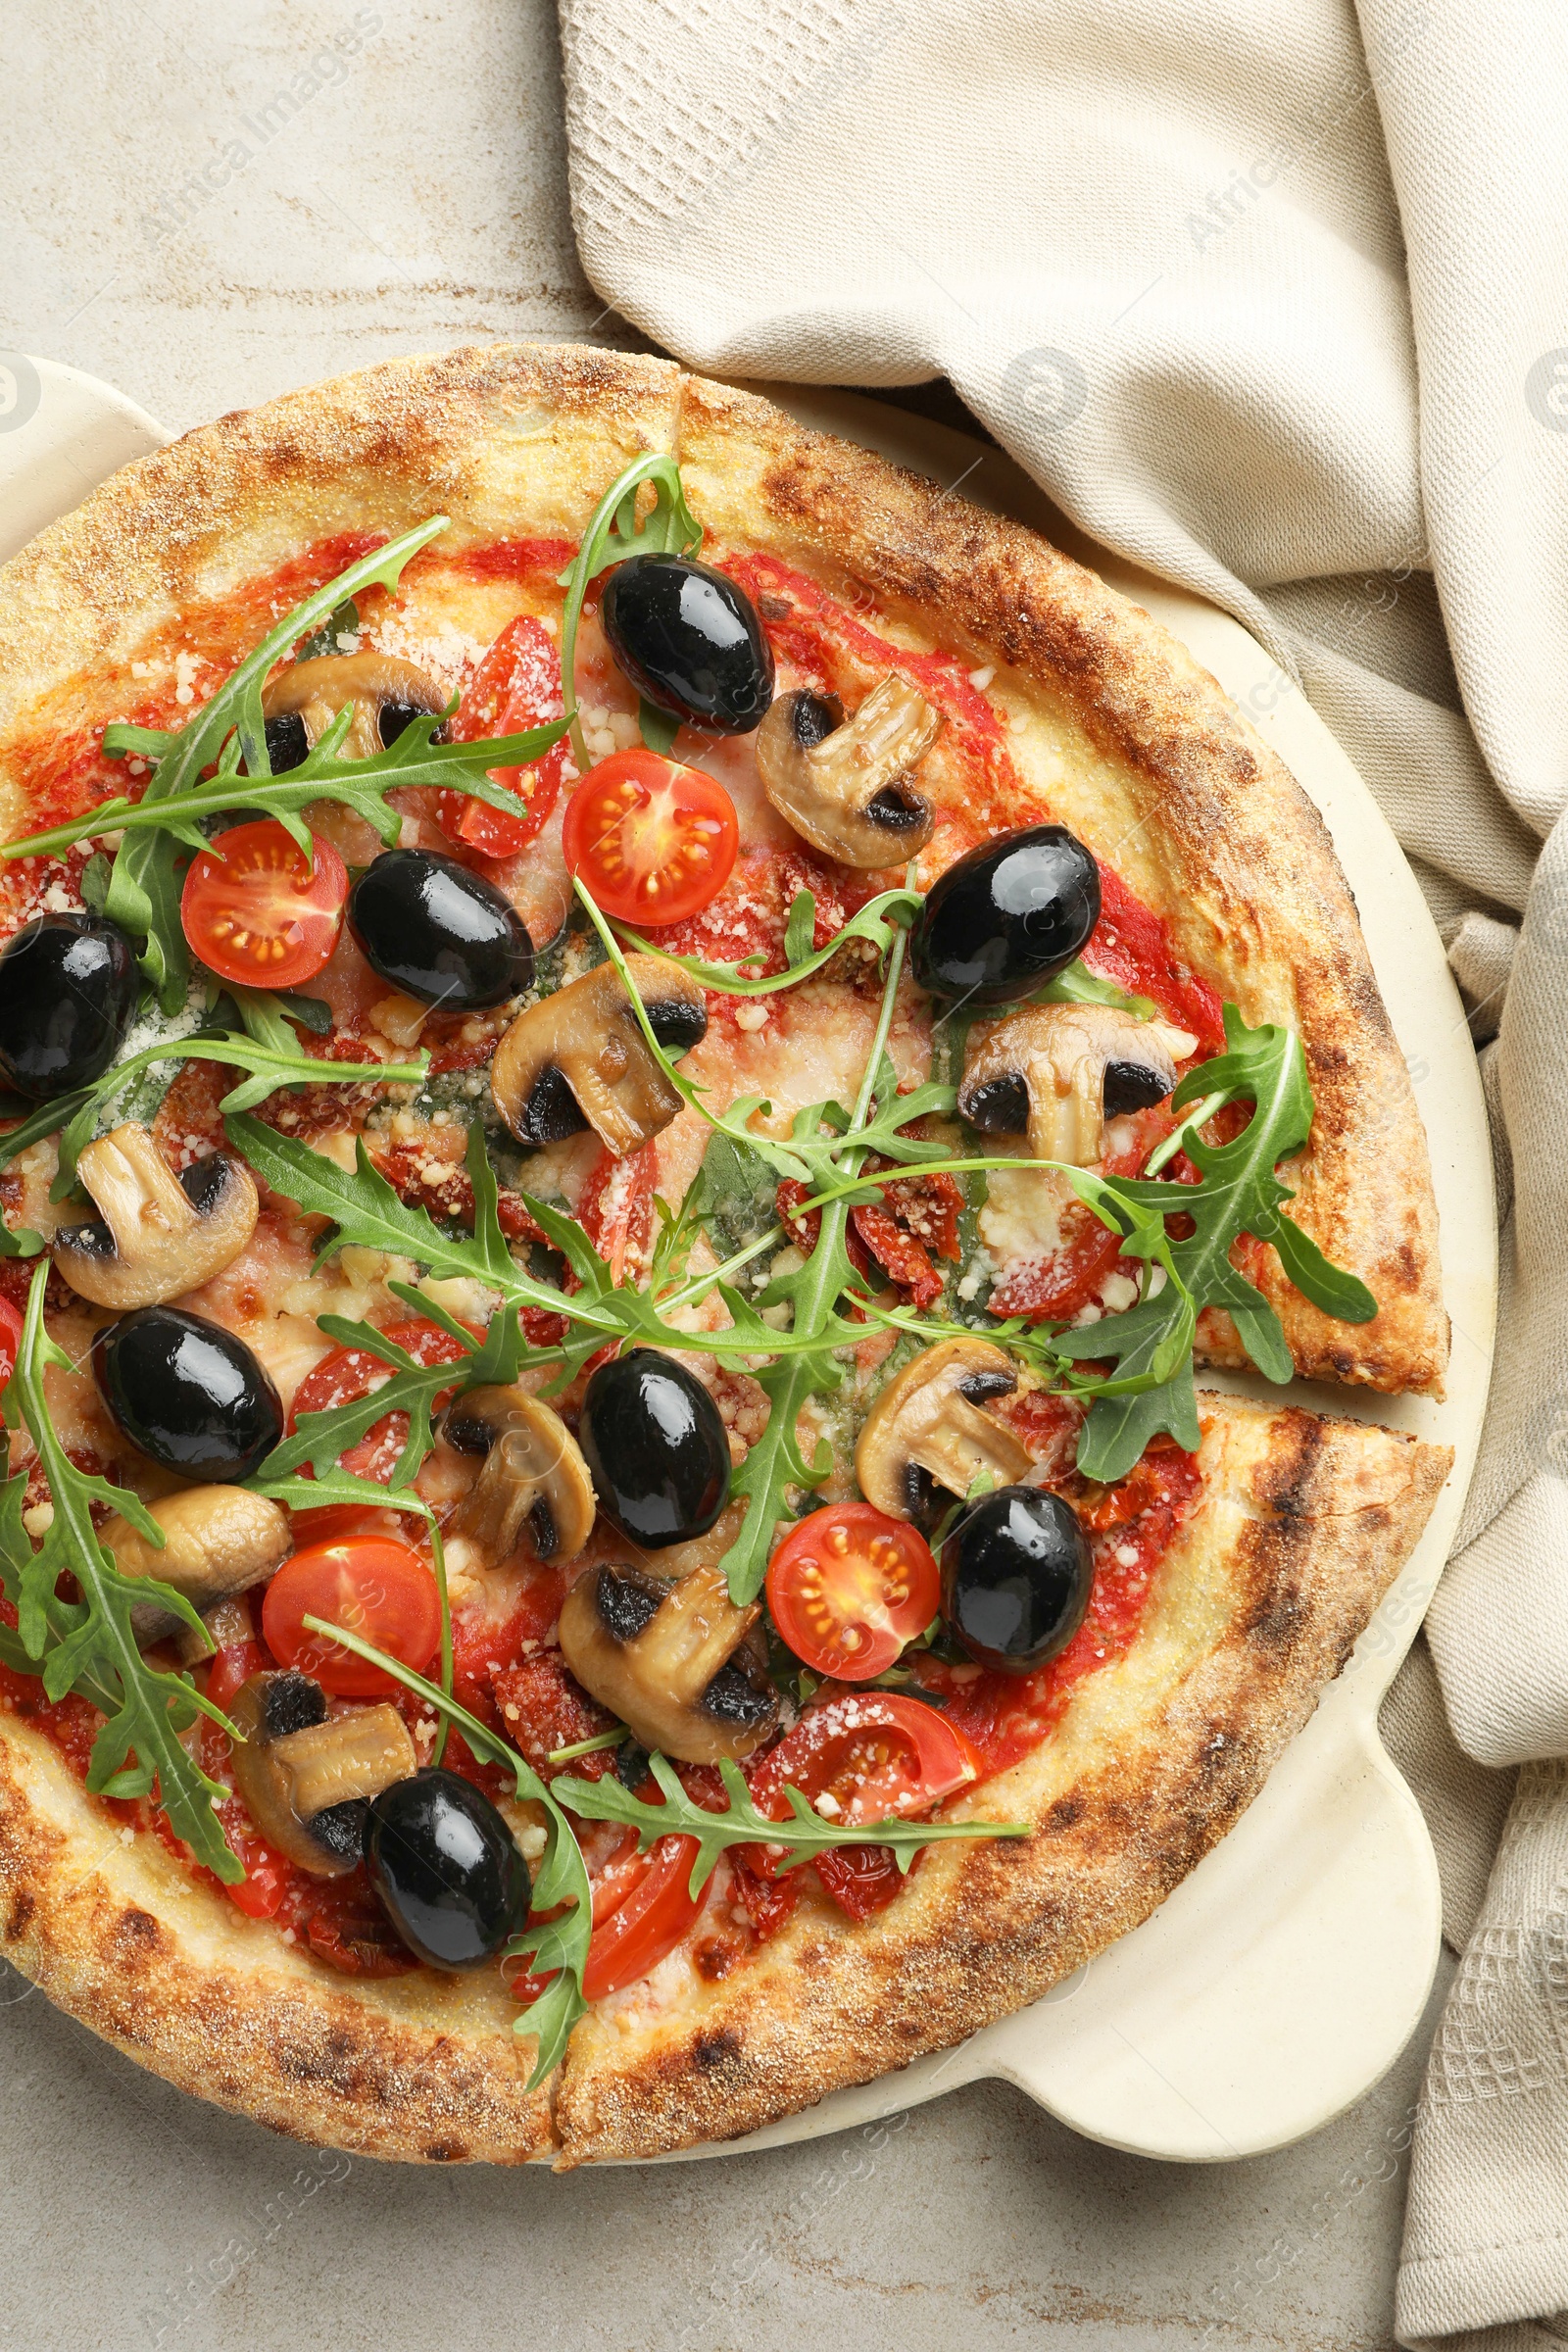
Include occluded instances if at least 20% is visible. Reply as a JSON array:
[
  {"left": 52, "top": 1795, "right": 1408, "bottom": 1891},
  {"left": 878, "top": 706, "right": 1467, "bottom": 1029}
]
[{"left": 0, "top": 346, "right": 1452, "bottom": 2162}]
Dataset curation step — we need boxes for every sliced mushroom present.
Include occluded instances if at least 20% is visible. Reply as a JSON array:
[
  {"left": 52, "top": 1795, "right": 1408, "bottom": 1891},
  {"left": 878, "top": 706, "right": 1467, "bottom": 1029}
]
[
  {"left": 226, "top": 1670, "right": 416, "bottom": 1878},
  {"left": 856, "top": 1338, "right": 1033, "bottom": 1527},
  {"left": 262, "top": 653, "right": 448, "bottom": 762},
  {"left": 441, "top": 1384, "right": 597, "bottom": 1563},
  {"left": 102, "top": 1485, "right": 292, "bottom": 1654},
  {"left": 491, "top": 952, "right": 708, "bottom": 1157},
  {"left": 558, "top": 1558, "right": 780, "bottom": 1764},
  {"left": 271, "top": 1704, "right": 418, "bottom": 1818},
  {"left": 957, "top": 1004, "right": 1179, "bottom": 1167},
  {"left": 756, "top": 675, "right": 942, "bottom": 867},
  {"left": 53, "top": 1129, "right": 259, "bottom": 1311}
]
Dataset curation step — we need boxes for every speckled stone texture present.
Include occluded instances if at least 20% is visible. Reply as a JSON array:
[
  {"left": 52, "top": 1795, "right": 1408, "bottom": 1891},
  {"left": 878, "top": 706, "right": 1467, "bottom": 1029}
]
[{"left": 1, "top": 2, "right": 1431, "bottom": 2342}]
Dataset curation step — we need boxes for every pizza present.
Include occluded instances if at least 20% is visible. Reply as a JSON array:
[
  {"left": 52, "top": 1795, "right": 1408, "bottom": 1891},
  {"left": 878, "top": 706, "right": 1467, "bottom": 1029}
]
[{"left": 0, "top": 344, "right": 1450, "bottom": 2166}]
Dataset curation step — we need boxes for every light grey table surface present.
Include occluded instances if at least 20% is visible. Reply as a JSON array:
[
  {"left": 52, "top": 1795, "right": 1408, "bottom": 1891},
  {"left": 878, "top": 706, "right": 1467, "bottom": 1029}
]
[{"left": 2, "top": 3, "right": 1445, "bottom": 2346}]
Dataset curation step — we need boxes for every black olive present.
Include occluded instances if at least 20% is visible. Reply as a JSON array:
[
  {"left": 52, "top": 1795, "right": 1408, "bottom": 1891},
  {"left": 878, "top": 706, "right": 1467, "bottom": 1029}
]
[
  {"left": 0, "top": 914, "right": 138, "bottom": 1101},
  {"left": 263, "top": 711, "right": 310, "bottom": 773},
  {"left": 365, "top": 1768, "right": 530, "bottom": 1970},
  {"left": 941, "top": 1486, "right": 1094, "bottom": 1674},
  {"left": 1102, "top": 1058, "right": 1174, "bottom": 1116},
  {"left": 579, "top": 1352, "right": 729, "bottom": 1547},
  {"left": 92, "top": 1305, "right": 284, "bottom": 1481},
  {"left": 347, "top": 849, "right": 534, "bottom": 1009},
  {"left": 601, "top": 556, "right": 775, "bottom": 734},
  {"left": 911, "top": 825, "right": 1102, "bottom": 1005}
]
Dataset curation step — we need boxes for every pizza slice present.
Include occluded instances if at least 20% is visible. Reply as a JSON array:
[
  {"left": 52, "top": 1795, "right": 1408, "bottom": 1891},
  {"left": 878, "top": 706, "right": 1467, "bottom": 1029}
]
[{"left": 0, "top": 345, "right": 1451, "bottom": 2162}]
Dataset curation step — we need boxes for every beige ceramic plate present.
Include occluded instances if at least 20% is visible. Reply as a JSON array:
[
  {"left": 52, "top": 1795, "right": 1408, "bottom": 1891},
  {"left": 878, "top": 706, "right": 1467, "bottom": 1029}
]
[{"left": 2, "top": 359, "right": 1494, "bottom": 2166}]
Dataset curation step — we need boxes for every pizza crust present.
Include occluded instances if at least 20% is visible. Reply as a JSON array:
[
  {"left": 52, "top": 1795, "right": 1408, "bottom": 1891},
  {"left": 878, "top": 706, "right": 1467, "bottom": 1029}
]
[
  {"left": 0, "top": 343, "right": 1454, "bottom": 2159},
  {"left": 0, "top": 1394, "right": 1447, "bottom": 2164}
]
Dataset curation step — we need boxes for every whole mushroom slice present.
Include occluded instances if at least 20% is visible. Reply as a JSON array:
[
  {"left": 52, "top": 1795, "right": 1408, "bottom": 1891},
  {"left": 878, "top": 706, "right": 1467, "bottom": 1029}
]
[
  {"left": 491, "top": 952, "right": 708, "bottom": 1158},
  {"left": 102, "top": 1485, "right": 292, "bottom": 1656},
  {"left": 441, "top": 1384, "right": 597, "bottom": 1564},
  {"left": 262, "top": 652, "right": 448, "bottom": 763},
  {"left": 856, "top": 1338, "right": 1034, "bottom": 1527},
  {"left": 957, "top": 1004, "right": 1179, "bottom": 1167},
  {"left": 558, "top": 1559, "right": 780, "bottom": 1764},
  {"left": 227, "top": 1670, "right": 417, "bottom": 1877},
  {"left": 53, "top": 1129, "right": 259, "bottom": 1311},
  {"left": 755, "top": 674, "right": 942, "bottom": 868}
]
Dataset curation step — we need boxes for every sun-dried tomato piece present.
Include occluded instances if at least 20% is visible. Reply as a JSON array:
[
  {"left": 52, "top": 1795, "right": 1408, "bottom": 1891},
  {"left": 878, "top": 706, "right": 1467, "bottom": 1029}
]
[{"left": 491, "top": 1650, "right": 618, "bottom": 1780}]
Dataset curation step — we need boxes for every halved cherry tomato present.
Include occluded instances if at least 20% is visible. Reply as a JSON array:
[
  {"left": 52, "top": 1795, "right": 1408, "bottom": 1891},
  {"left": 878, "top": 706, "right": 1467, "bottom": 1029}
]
[
  {"left": 562, "top": 750, "right": 738, "bottom": 924},
  {"left": 180, "top": 818, "right": 347, "bottom": 988},
  {"left": 581, "top": 1832, "right": 705, "bottom": 2001},
  {"left": 284, "top": 1501, "right": 409, "bottom": 1548},
  {"left": 286, "top": 1316, "right": 472, "bottom": 1483},
  {"left": 262, "top": 1537, "right": 442, "bottom": 1696},
  {"left": 745, "top": 1690, "right": 981, "bottom": 1877},
  {"left": 0, "top": 1294, "right": 23, "bottom": 1398},
  {"left": 766, "top": 1503, "right": 939, "bottom": 1681},
  {"left": 435, "top": 613, "right": 571, "bottom": 858}
]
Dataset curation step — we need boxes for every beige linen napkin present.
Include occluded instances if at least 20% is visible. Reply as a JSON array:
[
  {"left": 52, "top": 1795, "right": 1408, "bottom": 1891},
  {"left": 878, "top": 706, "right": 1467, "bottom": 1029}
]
[{"left": 556, "top": 1, "right": 1568, "bottom": 2336}]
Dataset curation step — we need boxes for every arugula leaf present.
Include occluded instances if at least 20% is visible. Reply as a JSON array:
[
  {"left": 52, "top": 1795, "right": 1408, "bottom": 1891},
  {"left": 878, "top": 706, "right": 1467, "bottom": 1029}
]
[
  {"left": 552, "top": 1751, "right": 1029, "bottom": 1896},
  {"left": 1052, "top": 1009, "right": 1376, "bottom": 1481},
  {"left": 224, "top": 1113, "right": 854, "bottom": 1371},
  {"left": 1036, "top": 961, "right": 1158, "bottom": 1019},
  {"left": 256, "top": 1298, "right": 530, "bottom": 1493},
  {"left": 80, "top": 519, "right": 450, "bottom": 1011},
  {"left": 637, "top": 699, "right": 681, "bottom": 757},
  {"left": 0, "top": 1265, "right": 242, "bottom": 1879},
  {"left": 296, "top": 597, "right": 360, "bottom": 662},
  {"left": 612, "top": 886, "right": 921, "bottom": 1000},
  {"left": 558, "top": 453, "right": 703, "bottom": 772},
  {"left": 298, "top": 1615, "right": 591, "bottom": 2087},
  {"left": 7, "top": 706, "right": 569, "bottom": 873},
  {"left": 0, "top": 1029, "right": 427, "bottom": 1196},
  {"left": 783, "top": 890, "right": 818, "bottom": 968}
]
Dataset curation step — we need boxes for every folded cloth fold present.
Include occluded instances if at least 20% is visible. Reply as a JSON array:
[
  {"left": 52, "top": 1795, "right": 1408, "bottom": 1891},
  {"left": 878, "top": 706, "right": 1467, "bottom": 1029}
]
[{"left": 556, "top": 1, "right": 1568, "bottom": 2335}]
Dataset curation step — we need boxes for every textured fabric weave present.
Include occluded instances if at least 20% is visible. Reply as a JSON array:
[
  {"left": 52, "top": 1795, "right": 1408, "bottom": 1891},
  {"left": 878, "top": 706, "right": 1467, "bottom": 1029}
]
[{"left": 555, "top": 4, "right": 1568, "bottom": 2337}]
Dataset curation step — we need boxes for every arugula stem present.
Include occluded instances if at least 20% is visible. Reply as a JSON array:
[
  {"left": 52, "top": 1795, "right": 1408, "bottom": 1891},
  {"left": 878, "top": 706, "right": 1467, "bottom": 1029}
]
[
  {"left": 797, "top": 1153, "right": 1116, "bottom": 1217},
  {"left": 657, "top": 1221, "right": 786, "bottom": 1313},
  {"left": 1144, "top": 1088, "right": 1230, "bottom": 1176},
  {"left": 429, "top": 1520, "right": 453, "bottom": 1770},
  {"left": 299, "top": 1611, "right": 593, "bottom": 2086}
]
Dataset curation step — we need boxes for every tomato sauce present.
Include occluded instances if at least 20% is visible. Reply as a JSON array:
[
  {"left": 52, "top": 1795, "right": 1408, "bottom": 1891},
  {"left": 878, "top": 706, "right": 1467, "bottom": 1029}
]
[{"left": 447, "top": 539, "right": 575, "bottom": 583}]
